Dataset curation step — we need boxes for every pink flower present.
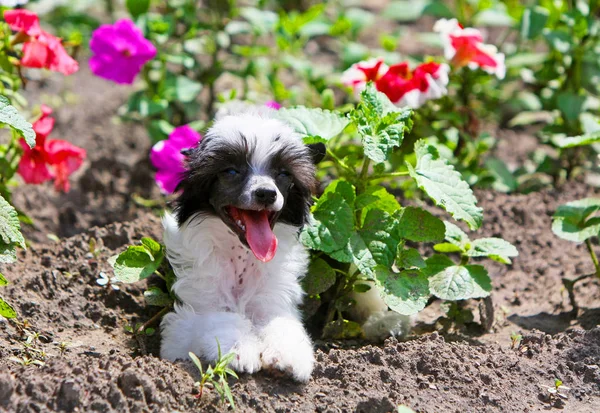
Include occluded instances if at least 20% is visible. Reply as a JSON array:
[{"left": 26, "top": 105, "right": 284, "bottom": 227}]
[
  {"left": 264, "top": 101, "right": 281, "bottom": 110},
  {"left": 89, "top": 19, "right": 157, "bottom": 85},
  {"left": 341, "top": 58, "right": 389, "bottom": 92},
  {"left": 4, "top": 9, "right": 79, "bottom": 75},
  {"left": 150, "top": 126, "right": 202, "bottom": 194},
  {"left": 342, "top": 59, "right": 449, "bottom": 108},
  {"left": 18, "top": 106, "right": 86, "bottom": 192},
  {"left": 434, "top": 18, "right": 505, "bottom": 79}
]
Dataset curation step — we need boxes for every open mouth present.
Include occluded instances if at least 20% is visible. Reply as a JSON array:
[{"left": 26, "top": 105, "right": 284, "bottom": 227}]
[{"left": 223, "top": 206, "right": 279, "bottom": 262}]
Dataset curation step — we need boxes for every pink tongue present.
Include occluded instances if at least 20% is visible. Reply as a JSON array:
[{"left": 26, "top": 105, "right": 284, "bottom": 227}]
[{"left": 241, "top": 210, "right": 278, "bottom": 262}]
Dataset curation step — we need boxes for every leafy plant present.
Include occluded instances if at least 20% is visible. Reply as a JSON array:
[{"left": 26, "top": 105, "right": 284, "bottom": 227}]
[
  {"left": 109, "top": 236, "right": 175, "bottom": 332},
  {"left": 552, "top": 198, "right": 600, "bottom": 313},
  {"left": 505, "top": 0, "right": 600, "bottom": 183},
  {"left": 189, "top": 341, "right": 239, "bottom": 409},
  {"left": 0, "top": 271, "right": 16, "bottom": 319},
  {"left": 285, "top": 84, "right": 516, "bottom": 338}
]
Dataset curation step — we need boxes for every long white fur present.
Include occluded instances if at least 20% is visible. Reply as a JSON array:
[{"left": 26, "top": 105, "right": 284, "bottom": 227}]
[{"left": 160, "top": 212, "right": 315, "bottom": 381}]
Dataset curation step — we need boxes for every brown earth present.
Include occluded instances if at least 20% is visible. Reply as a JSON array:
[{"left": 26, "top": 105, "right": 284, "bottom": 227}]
[{"left": 1, "top": 48, "right": 600, "bottom": 413}]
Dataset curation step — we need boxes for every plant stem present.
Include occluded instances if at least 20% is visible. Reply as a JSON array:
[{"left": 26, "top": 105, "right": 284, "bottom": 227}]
[
  {"left": 358, "top": 158, "right": 371, "bottom": 185},
  {"left": 326, "top": 149, "right": 355, "bottom": 176},
  {"left": 136, "top": 305, "right": 172, "bottom": 335},
  {"left": 562, "top": 272, "right": 596, "bottom": 315},
  {"left": 369, "top": 170, "right": 409, "bottom": 181},
  {"left": 585, "top": 239, "right": 600, "bottom": 278}
]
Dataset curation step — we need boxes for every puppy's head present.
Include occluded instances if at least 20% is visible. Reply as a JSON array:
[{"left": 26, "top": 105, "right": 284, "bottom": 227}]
[{"left": 175, "top": 111, "right": 325, "bottom": 262}]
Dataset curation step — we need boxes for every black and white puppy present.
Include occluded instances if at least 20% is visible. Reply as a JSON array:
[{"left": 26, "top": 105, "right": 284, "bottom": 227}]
[{"left": 160, "top": 108, "right": 324, "bottom": 382}]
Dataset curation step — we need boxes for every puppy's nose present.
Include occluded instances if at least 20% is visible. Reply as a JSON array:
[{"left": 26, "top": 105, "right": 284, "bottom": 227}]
[{"left": 254, "top": 187, "right": 277, "bottom": 205}]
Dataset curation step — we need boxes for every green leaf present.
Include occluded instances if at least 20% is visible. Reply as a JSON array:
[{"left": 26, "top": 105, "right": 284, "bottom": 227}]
[
  {"left": 336, "top": 232, "right": 376, "bottom": 277},
  {"left": 164, "top": 76, "right": 202, "bottom": 103},
  {"left": 0, "top": 297, "right": 16, "bottom": 318},
  {"left": 321, "top": 180, "right": 355, "bottom": 207},
  {"left": 552, "top": 131, "right": 600, "bottom": 149},
  {"left": 0, "top": 195, "right": 25, "bottom": 249},
  {"left": 332, "top": 209, "right": 401, "bottom": 277},
  {"left": 397, "top": 247, "right": 426, "bottom": 269},
  {"left": 111, "top": 245, "right": 163, "bottom": 283},
  {"left": 486, "top": 158, "right": 518, "bottom": 193},
  {"left": 468, "top": 238, "right": 519, "bottom": 264},
  {"left": 141, "top": 237, "right": 163, "bottom": 258},
  {"left": 383, "top": 0, "right": 428, "bottom": 22},
  {"left": 353, "top": 283, "right": 371, "bottom": 293},
  {"left": 396, "top": 206, "right": 445, "bottom": 242},
  {"left": 556, "top": 92, "right": 586, "bottom": 124},
  {"left": 422, "top": 254, "right": 455, "bottom": 277},
  {"left": 428, "top": 265, "right": 492, "bottom": 300},
  {"left": 505, "top": 52, "right": 548, "bottom": 68},
  {"left": 355, "top": 186, "right": 401, "bottom": 221},
  {"left": 300, "top": 193, "right": 354, "bottom": 253},
  {"left": 303, "top": 258, "right": 336, "bottom": 295},
  {"left": 240, "top": 7, "right": 278, "bottom": 34},
  {"left": 552, "top": 198, "right": 600, "bottom": 242},
  {"left": 443, "top": 221, "right": 470, "bottom": 250},
  {"left": 126, "top": 0, "right": 150, "bottom": 18},
  {"left": 544, "top": 30, "right": 572, "bottom": 54},
  {"left": 433, "top": 243, "right": 463, "bottom": 253},
  {"left": 0, "top": 95, "right": 36, "bottom": 148},
  {"left": 0, "top": 241, "right": 17, "bottom": 264},
  {"left": 474, "top": 6, "right": 515, "bottom": 27},
  {"left": 359, "top": 209, "right": 401, "bottom": 270},
  {"left": 0, "top": 272, "right": 7, "bottom": 286},
  {"left": 322, "top": 319, "right": 363, "bottom": 339},
  {"left": 274, "top": 107, "right": 348, "bottom": 142},
  {"left": 407, "top": 141, "right": 482, "bottom": 230},
  {"left": 520, "top": 6, "right": 549, "bottom": 39},
  {"left": 351, "top": 84, "right": 413, "bottom": 164},
  {"left": 375, "top": 268, "right": 430, "bottom": 315},
  {"left": 144, "top": 286, "right": 173, "bottom": 307}
]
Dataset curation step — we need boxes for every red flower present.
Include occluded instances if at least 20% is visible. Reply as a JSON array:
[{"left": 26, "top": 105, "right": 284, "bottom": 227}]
[
  {"left": 4, "top": 9, "right": 79, "bottom": 75},
  {"left": 341, "top": 58, "right": 389, "bottom": 90},
  {"left": 18, "top": 106, "right": 86, "bottom": 192},
  {"left": 343, "top": 59, "right": 449, "bottom": 108},
  {"left": 434, "top": 18, "right": 505, "bottom": 79}
]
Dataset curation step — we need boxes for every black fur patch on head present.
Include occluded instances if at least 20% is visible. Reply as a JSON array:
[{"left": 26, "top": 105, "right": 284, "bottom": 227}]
[
  {"left": 174, "top": 130, "right": 322, "bottom": 229},
  {"left": 174, "top": 137, "right": 248, "bottom": 226}
]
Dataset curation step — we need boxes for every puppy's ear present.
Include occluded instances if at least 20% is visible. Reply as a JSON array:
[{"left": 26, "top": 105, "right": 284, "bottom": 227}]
[{"left": 307, "top": 142, "right": 326, "bottom": 164}]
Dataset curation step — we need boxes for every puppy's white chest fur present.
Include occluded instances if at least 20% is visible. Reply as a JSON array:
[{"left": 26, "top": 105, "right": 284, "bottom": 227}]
[{"left": 160, "top": 213, "right": 315, "bottom": 382}]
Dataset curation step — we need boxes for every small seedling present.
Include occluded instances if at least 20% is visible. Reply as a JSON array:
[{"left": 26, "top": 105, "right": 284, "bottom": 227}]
[
  {"left": 541, "top": 378, "right": 570, "bottom": 405},
  {"left": 189, "top": 340, "right": 238, "bottom": 409},
  {"left": 552, "top": 198, "right": 600, "bottom": 313},
  {"left": 510, "top": 332, "right": 522, "bottom": 349},
  {"left": 124, "top": 322, "right": 155, "bottom": 336},
  {"left": 89, "top": 237, "right": 103, "bottom": 258},
  {"left": 56, "top": 341, "right": 70, "bottom": 356},
  {"left": 9, "top": 355, "right": 45, "bottom": 367}
]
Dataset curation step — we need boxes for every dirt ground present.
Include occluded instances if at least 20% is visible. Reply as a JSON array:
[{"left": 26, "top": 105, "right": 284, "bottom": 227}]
[{"left": 1, "top": 56, "right": 600, "bottom": 413}]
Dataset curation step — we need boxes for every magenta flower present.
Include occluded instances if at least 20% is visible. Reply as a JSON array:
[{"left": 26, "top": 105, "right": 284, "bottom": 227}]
[
  {"left": 89, "top": 19, "right": 156, "bottom": 85},
  {"left": 264, "top": 100, "right": 281, "bottom": 110},
  {"left": 150, "top": 126, "right": 201, "bottom": 194}
]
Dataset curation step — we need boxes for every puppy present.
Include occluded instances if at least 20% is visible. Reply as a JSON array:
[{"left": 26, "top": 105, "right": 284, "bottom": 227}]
[{"left": 160, "top": 108, "right": 324, "bottom": 382}]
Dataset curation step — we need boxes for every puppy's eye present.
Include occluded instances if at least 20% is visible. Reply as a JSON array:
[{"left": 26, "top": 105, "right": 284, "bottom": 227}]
[
  {"left": 278, "top": 170, "right": 291, "bottom": 178},
  {"left": 223, "top": 168, "right": 239, "bottom": 176}
]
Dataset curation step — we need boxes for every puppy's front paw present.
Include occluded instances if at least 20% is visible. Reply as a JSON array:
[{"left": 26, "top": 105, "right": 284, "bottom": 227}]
[
  {"left": 260, "top": 319, "right": 314, "bottom": 382},
  {"left": 229, "top": 338, "right": 262, "bottom": 374}
]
